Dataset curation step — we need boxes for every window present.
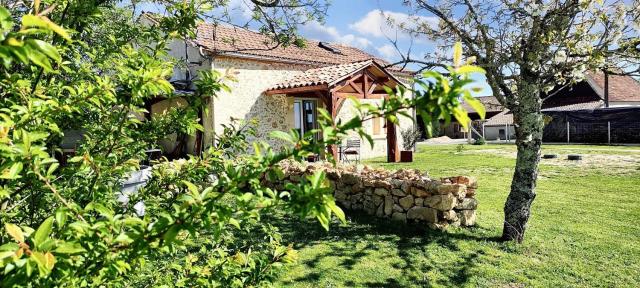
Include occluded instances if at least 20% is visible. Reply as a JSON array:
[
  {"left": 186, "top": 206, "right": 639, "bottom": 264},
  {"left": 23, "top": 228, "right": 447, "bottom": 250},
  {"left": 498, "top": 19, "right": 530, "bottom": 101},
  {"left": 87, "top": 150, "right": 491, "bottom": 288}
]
[
  {"left": 373, "top": 117, "right": 382, "bottom": 135},
  {"left": 294, "top": 99, "right": 318, "bottom": 140}
]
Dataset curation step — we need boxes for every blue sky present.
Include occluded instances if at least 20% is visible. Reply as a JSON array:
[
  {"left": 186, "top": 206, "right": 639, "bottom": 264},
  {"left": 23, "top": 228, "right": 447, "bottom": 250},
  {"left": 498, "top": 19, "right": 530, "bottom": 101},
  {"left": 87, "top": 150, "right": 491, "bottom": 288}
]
[{"left": 135, "top": 0, "right": 492, "bottom": 95}]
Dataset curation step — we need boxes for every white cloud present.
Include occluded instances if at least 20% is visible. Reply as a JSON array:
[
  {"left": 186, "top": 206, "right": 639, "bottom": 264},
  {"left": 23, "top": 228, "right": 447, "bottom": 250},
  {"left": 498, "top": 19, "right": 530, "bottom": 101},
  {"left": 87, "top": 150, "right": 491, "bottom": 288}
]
[
  {"left": 350, "top": 9, "right": 438, "bottom": 40},
  {"left": 301, "top": 21, "right": 372, "bottom": 49},
  {"left": 211, "top": 0, "right": 254, "bottom": 22},
  {"left": 376, "top": 44, "right": 398, "bottom": 60}
]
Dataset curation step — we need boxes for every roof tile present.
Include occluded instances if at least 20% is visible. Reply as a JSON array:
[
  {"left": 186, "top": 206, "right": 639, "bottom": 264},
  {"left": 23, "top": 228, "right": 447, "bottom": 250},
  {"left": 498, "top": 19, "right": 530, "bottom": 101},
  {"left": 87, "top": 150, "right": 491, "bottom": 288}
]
[{"left": 195, "top": 23, "right": 410, "bottom": 74}]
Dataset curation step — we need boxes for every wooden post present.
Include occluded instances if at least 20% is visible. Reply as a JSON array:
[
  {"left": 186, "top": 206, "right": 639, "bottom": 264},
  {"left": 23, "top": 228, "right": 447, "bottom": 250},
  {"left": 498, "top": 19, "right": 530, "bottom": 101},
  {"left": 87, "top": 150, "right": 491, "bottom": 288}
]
[
  {"left": 386, "top": 118, "right": 399, "bottom": 162},
  {"left": 328, "top": 92, "right": 339, "bottom": 161},
  {"left": 607, "top": 121, "right": 611, "bottom": 144},
  {"left": 482, "top": 122, "right": 485, "bottom": 139},
  {"left": 566, "top": 121, "right": 570, "bottom": 143},
  {"left": 505, "top": 124, "right": 509, "bottom": 142}
]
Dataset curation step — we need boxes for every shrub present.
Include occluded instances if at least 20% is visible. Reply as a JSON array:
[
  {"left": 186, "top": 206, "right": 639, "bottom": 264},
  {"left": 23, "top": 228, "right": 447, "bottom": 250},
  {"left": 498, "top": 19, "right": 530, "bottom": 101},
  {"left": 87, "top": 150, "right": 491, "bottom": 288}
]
[
  {"left": 401, "top": 127, "right": 422, "bottom": 151},
  {"left": 473, "top": 137, "right": 487, "bottom": 145},
  {"left": 0, "top": 5, "right": 483, "bottom": 285}
]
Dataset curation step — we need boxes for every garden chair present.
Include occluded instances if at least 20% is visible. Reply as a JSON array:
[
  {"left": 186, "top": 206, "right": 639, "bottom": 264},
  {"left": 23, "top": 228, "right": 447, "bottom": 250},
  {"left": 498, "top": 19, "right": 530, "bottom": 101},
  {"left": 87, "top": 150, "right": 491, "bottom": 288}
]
[{"left": 341, "top": 138, "right": 361, "bottom": 164}]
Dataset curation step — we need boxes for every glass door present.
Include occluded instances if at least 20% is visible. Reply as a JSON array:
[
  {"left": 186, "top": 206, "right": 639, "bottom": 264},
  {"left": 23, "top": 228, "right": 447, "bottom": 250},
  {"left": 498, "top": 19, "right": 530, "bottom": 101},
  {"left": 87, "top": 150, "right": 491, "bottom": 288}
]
[{"left": 294, "top": 99, "right": 318, "bottom": 140}]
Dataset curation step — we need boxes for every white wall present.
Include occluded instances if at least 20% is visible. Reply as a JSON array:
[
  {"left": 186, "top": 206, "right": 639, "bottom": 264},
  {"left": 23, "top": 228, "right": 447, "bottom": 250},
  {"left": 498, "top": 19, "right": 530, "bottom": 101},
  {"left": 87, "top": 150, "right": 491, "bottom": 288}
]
[{"left": 483, "top": 125, "right": 516, "bottom": 141}]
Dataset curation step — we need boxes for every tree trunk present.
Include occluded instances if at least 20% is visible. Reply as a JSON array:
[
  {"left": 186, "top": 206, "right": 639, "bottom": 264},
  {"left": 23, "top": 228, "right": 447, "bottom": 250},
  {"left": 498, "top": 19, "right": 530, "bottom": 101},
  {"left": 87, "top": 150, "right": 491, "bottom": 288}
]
[{"left": 501, "top": 82, "right": 544, "bottom": 243}]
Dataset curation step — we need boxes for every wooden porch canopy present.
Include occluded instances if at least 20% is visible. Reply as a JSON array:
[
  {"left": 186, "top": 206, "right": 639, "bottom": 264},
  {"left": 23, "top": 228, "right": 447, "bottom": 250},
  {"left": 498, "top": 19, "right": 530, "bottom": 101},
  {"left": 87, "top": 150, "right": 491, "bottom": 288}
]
[{"left": 264, "top": 59, "right": 405, "bottom": 162}]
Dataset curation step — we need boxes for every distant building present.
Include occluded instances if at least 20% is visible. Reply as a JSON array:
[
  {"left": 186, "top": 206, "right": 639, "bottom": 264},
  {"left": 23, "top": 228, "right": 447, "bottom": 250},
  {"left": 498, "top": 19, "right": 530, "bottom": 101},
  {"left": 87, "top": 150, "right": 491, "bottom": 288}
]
[{"left": 441, "top": 72, "right": 640, "bottom": 141}]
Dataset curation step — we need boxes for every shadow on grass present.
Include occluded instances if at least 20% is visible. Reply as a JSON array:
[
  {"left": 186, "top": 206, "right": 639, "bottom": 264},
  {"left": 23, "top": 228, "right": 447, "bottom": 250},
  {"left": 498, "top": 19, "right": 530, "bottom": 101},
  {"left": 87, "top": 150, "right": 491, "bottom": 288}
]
[{"left": 273, "top": 211, "right": 500, "bottom": 287}]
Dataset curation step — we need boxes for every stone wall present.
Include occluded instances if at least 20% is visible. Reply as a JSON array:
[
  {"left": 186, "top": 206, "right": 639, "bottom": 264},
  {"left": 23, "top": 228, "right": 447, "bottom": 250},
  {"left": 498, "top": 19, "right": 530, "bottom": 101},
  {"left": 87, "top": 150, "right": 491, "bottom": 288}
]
[{"left": 275, "top": 162, "right": 478, "bottom": 229}]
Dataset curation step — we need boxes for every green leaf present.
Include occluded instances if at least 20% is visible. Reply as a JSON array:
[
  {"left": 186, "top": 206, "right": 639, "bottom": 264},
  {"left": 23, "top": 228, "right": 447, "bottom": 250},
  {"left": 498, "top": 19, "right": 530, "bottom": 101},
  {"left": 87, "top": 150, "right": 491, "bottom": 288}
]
[
  {"left": 228, "top": 218, "right": 240, "bottom": 229},
  {"left": 22, "top": 15, "right": 71, "bottom": 41},
  {"left": 26, "top": 49, "right": 52, "bottom": 71},
  {"left": 456, "top": 65, "right": 485, "bottom": 74},
  {"left": 181, "top": 181, "right": 200, "bottom": 201},
  {"left": 54, "top": 242, "right": 85, "bottom": 254},
  {"left": 0, "top": 251, "right": 14, "bottom": 260},
  {"left": 453, "top": 42, "right": 463, "bottom": 67},
  {"left": 269, "top": 130, "right": 294, "bottom": 144},
  {"left": 328, "top": 202, "right": 346, "bottom": 224},
  {"left": 0, "top": 7, "right": 13, "bottom": 32},
  {"left": 55, "top": 209, "right": 66, "bottom": 229},
  {"left": 5, "top": 223, "right": 24, "bottom": 243},
  {"left": 1, "top": 162, "right": 23, "bottom": 179},
  {"left": 463, "top": 95, "right": 486, "bottom": 119},
  {"left": 33, "top": 217, "right": 54, "bottom": 249},
  {"left": 163, "top": 225, "right": 181, "bottom": 243},
  {"left": 451, "top": 107, "right": 471, "bottom": 131},
  {"left": 25, "top": 39, "right": 61, "bottom": 62}
]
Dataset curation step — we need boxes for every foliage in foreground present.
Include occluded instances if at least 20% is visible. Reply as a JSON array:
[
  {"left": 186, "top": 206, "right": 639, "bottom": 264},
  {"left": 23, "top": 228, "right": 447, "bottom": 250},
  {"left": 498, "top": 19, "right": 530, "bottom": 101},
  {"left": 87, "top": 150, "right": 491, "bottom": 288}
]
[{"left": 0, "top": 2, "right": 483, "bottom": 286}]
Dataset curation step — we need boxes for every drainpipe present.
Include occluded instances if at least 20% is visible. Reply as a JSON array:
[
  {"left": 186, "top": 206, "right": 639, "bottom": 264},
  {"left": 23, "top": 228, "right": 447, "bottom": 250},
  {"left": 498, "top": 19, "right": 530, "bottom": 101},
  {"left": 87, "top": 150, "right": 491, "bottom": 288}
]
[{"left": 196, "top": 46, "right": 217, "bottom": 148}]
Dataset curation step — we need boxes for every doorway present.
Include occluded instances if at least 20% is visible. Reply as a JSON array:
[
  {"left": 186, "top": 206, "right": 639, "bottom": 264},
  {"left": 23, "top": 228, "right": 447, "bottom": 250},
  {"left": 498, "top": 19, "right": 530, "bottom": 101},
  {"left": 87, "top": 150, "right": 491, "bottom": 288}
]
[{"left": 294, "top": 99, "right": 318, "bottom": 140}]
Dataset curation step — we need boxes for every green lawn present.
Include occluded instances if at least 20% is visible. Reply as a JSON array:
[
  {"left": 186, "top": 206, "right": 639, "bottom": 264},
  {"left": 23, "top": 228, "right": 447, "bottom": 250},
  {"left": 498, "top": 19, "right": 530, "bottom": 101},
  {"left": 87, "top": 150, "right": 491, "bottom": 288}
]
[{"left": 276, "top": 144, "right": 640, "bottom": 287}]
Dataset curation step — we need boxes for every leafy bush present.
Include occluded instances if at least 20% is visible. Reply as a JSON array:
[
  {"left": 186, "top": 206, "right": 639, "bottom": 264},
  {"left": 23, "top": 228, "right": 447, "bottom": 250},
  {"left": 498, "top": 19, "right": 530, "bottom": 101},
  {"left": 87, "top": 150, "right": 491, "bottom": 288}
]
[
  {"left": 473, "top": 137, "right": 486, "bottom": 145},
  {"left": 401, "top": 127, "right": 422, "bottom": 151},
  {"left": 0, "top": 3, "right": 483, "bottom": 286}
]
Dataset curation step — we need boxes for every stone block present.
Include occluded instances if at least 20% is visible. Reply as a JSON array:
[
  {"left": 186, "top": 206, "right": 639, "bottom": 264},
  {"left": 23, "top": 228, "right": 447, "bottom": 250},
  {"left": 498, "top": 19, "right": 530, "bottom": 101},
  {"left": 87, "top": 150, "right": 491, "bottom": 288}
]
[
  {"left": 457, "top": 210, "right": 476, "bottom": 226},
  {"left": 393, "top": 204, "right": 404, "bottom": 213},
  {"left": 424, "top": 194, "right": 457, "bottom": 211},
  {"left": 442, "top": 210, "right": 458, "bottom": 221},
  {"left": 401, "top": 182, "right": 411, "bottom": 193},
  {"left": 390, "top": 179, "right": 403, "bottom": 188},
  {"left": 342, "top": 172, "right": 359, "bottom": 185},
  {"left": 411, "top": 187, "right": 430, "bottom": 198},
  {"left": 373, "top": 195, "right": 384, "bottom": 206},
  {"left": 399, "top": 195, "right": 414, "bottom": 210},
  {"left": 455, "top": 198, "right": 478, "bottom": 210},
  {"left": 391, "top": 212, "right": 407, "bottom": 222},
  {"left": 334, "top": 190, "right": 348, "bottom": 201},
  {"left": 374, "top": 187, "right": 389, "bottom": 196},
  {"left": 414, "top": 197, "right": 424, "bottom": 207},
  {"left": 436, "top": 183, "right": 466, "bottom": 195},
  {"left": 384, "top": 196, "right": 393, "bottom": 215},
  {"left": 466, "top": 188, "right": 476, "bottom": 197},
  {"left": 376, "top": 203, "right": 384, "bottom": 217},
  {"left": 391, "top": 188, "right": 406, "bottom": 197},
  {"left": 352, "top": 182, "right": 365, "bottom": 193},
  {"left": 407, "top": 207, "right": 438, "bottom": 223},
  {"left": 455, "top": 176, "right": 478, "bottom": 189}
]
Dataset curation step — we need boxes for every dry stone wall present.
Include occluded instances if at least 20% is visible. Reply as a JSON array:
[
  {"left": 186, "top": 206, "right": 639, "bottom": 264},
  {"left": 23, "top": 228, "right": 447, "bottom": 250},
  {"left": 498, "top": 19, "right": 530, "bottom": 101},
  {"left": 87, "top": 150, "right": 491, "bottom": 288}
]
[{"left": 275, "top": 161, "right": 478, "bottom": 229}]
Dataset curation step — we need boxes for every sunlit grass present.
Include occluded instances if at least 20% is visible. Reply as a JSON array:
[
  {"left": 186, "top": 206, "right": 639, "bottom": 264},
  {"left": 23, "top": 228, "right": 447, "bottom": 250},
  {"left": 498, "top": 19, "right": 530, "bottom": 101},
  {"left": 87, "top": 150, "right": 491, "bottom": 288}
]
[{"left": 277, "top": 144, "right": 640, "bottom": 287}]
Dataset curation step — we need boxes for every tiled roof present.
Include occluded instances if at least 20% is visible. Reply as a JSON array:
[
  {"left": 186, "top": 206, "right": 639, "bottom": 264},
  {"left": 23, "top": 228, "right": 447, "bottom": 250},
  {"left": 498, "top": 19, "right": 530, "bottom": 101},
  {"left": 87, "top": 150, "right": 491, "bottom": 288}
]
[
  {"left": 194, "top": 23, "right": 411, "bottom": 74},
  {"left": 483, "top": 110, "right": 513, "bottom": 126},
  {"left": 267, "top": 60, "right": 374, "bottom": 91},
  {"left": 586, "top": 72, "right": 640, "bottom": 102},
  {"left": 485, "top": 100, "right": 606, "bottom": 126},
  {"left": 462, "top": 96, "right": 503, "bottom": 113},
  {"left": 541, "top": 101, "right": 604, "bottom": 112}
]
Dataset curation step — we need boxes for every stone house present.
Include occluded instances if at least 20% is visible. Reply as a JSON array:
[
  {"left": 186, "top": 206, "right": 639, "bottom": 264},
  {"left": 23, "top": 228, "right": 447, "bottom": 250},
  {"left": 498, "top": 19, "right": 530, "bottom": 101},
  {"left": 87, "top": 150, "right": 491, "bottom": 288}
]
[{"left": 145, "top": 15, "right": 416, "bottom": 161}]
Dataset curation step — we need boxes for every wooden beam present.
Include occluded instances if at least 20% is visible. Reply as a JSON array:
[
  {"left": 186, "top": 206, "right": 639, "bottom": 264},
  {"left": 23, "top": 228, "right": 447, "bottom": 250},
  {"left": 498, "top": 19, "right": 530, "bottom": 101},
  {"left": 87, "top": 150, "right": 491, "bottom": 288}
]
[
  {"left": 334, "top": 92, "right": 364, "bottom": 98},
  {"left": 368, "top": 83, "right": 377, "bottom": 95},
  {"left": 363, "top": 71, "right": 369, "bottom": 98},
  {"left": 264, "top": 84, "right": 328, "bottom": 95}
]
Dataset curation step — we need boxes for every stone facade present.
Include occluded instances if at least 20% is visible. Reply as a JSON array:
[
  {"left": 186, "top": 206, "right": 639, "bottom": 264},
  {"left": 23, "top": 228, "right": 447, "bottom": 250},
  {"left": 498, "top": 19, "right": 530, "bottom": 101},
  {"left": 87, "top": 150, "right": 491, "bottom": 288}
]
[
  {"left": 161, "top": 38, "right": 415, "bottom": 159},
  {"left": 271, "top": 161, "right": 479, "bottom": 229}
]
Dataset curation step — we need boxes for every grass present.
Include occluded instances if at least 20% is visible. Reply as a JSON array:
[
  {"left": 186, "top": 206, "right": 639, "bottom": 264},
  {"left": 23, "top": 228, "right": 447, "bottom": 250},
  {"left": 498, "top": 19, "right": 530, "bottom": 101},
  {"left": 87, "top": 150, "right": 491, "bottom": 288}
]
[{"left": 276, "top": 144, "right": 640, "bottom": 287}]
